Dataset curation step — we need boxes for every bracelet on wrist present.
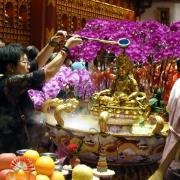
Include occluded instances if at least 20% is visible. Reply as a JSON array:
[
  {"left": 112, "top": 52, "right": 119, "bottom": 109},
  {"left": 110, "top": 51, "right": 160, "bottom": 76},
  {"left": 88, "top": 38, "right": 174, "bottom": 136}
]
[
  {"left": 60, "top": 50, "right": 67, "bottom": 56},
  {"left": 48, "top": 40, "right": 59, "bottom": 47},
  {"left": 62, "top": 46, "right": 70, "bottom": 55}
]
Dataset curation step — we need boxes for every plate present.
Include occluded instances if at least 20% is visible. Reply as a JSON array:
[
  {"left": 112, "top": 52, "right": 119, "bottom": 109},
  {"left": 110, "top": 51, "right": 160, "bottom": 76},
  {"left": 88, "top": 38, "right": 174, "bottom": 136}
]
[
  {"left": 72, "top": 177, "right": 99, "bottom": 180},
  {"left": 61, "top": 169, "right": 69, "bottom": 176},
  {"left": 63, "top": 165, "right": 72, "bottom": 171},
  {"left": 93, "top": 168, "right": 115, "bottom": 178}
]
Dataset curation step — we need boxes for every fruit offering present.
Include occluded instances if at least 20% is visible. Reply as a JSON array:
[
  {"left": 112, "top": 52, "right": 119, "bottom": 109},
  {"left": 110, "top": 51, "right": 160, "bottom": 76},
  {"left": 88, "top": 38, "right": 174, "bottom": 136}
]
[
  {"left": 72, "top": 164, "right": 93, "bottom": 180},
  {"left": 23, "top": 150, "right": 40, "bottom": 165}
]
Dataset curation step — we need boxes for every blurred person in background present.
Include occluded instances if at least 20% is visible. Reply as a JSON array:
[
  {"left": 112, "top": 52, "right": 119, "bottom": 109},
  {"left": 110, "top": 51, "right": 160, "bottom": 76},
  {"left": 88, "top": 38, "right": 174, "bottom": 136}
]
[{"left": 0, "top": 40, "right": 5, "bottom": 48}]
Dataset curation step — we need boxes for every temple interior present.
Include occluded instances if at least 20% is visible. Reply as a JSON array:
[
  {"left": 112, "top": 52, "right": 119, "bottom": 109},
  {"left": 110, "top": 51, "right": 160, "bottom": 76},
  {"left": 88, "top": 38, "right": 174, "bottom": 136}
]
[{"left": 0, "top": 0, "right": 179, "bottom": 180}]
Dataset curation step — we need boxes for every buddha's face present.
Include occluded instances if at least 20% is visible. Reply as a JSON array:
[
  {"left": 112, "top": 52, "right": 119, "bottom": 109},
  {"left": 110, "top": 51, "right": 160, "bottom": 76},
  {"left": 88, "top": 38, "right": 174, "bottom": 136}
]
[
  {"left": 117, "top": 62, "right": 130, "bottom": 77},
  {"left": 116, "top": 54, "right": 133, "bottom": 77}
]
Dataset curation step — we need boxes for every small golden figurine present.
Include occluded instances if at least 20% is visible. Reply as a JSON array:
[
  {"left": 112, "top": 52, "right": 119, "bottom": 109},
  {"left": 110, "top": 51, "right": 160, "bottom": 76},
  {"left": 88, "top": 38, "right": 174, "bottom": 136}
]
[
  {"left": 97, "top": 146, "right": 108, "bottom": 172},
  {"left": 93, "top": 145, "right": 115, "bottom": 179}
]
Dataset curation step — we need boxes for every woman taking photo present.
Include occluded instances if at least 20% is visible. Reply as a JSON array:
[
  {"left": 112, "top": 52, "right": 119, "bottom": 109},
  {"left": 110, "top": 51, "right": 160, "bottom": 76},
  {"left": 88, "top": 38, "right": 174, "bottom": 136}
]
[{"left": 0, "top": 31, "right": 82, "bottom": 152}]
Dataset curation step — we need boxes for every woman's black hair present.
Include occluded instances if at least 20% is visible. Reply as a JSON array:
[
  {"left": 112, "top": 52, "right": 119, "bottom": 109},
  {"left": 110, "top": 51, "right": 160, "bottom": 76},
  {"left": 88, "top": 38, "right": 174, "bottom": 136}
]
[
  {"left": 26, "top": 45, "right": 39, "bottom": 62},
  {"left": 0, "top": 43, "right": 28, "bottom": 74}
]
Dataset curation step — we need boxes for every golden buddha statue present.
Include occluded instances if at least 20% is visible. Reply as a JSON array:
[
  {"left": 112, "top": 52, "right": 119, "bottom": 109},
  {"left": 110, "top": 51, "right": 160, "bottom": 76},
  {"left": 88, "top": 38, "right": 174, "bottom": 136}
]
[{"left": 90, "top": 53, "right": 150, "bottom": 124}]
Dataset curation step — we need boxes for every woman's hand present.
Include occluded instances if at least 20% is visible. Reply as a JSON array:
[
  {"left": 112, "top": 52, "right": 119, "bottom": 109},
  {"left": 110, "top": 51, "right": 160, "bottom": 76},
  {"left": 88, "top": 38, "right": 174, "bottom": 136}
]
[
  {"left": 65, "top": 35, "right": 83, "bottom": 49},
  {"left": 49, "top": 30, "right": 67, "bottom": 47},
  {"left": 44, "top": 35, "right": 82, "bottom": 81},
  {"left": 55, "top": 30, "right": 67, "bottom": 41},
  {"left": 36, "top": 30, "right": 68, "bottom": 68}
]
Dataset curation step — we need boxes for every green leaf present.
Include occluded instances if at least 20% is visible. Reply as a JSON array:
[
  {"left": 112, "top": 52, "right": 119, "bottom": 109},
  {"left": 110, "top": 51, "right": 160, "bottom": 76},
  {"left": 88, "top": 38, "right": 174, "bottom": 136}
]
[
  {"left": 159, "top": 100, "right": 165, "bottom": 107},
  {"left": 154, "top": 108, "right": 161, "bottom": 113},
  {"left": 149, "top": 98, "right": 158, "bottom": 106}
]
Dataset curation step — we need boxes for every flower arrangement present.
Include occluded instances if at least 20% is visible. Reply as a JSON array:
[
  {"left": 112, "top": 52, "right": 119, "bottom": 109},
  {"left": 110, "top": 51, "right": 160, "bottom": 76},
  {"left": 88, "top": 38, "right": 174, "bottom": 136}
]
[
  {"left": 28, "top": 65, "right": 97, "bottom": 109},
  {"left": 28, "top": 19, "right": 180, "bottom": 115},
  {"left": 70, "top": 19, "right": 179, "bottom": 64}
]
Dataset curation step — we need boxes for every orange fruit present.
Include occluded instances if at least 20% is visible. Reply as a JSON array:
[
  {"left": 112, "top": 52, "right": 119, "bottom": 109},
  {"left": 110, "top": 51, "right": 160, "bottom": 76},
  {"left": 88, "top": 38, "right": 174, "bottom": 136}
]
[
  {"left": 36, "top": 174, "right": 50, "bottom": 180},
  {"left": 23, "top": 150, "right": 40, "bottom": 165},
  {"left": 0, "top": 169, "right": 14, "bottom": 180},
  {"left": 6, "top": 170, "right": 36, "bottom": 180},
  {"left": 35, "top": 156, "right": 55, "bottom": 176},
  {"left": 15, "top": 169, "right": 26, "bottom": 179},
  {"left": 50, "top": 171, "right": 65, "bottom": 180}
]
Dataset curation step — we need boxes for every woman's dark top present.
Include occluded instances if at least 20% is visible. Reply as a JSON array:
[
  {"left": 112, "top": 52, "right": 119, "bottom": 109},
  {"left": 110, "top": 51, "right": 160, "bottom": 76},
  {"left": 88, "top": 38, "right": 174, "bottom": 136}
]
[{"left": 0, "top": 61, "right": 45, "bottom": 153}]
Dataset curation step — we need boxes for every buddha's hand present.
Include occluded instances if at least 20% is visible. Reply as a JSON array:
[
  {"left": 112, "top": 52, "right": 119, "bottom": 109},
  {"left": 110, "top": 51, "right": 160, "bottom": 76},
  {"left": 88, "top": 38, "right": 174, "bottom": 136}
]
[
  {"left": 118, "top": 93, "right": 129, "bottom": 101},
  {"left": 135, "top": 92, "right": 146, "bottom": 101},
  {"left": 128, "top": 92, "right": 138, "bottom": 100}
]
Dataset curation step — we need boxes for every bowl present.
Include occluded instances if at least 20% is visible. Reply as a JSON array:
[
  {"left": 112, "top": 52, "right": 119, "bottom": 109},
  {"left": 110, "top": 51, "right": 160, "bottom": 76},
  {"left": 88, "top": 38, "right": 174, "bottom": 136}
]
[
  {"left": 46, "top": 114, "right": 167, "bottom": 166},
  {"left": 40, "top": 152, "right": 58, "bottom": 161}
]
